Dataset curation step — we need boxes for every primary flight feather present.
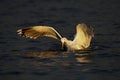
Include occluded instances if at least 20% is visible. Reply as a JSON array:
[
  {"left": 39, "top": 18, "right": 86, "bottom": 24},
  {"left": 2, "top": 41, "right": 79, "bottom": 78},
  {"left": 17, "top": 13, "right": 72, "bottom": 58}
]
[{"left": 17, "top": 23, "right": 94, "bottom": 51}]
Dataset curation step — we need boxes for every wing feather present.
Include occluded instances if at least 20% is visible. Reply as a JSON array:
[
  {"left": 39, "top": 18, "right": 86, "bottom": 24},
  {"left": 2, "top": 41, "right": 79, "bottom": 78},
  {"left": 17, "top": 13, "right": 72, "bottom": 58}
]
[
  {"left": 17, "top": 26, "right": 62, "bottom": 40},
  {"left": 73, "top": 23, "right": 94, "bottom": 48}
]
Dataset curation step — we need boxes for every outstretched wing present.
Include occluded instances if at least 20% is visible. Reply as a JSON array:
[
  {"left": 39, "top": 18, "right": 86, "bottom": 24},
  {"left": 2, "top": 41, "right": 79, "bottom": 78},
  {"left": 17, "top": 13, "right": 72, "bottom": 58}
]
[
  {"left": 73, "top": 23, "right": 94, "bottom": 48},
  {"left": 17, "top": 26, "right": 62, "bottom": 40}
]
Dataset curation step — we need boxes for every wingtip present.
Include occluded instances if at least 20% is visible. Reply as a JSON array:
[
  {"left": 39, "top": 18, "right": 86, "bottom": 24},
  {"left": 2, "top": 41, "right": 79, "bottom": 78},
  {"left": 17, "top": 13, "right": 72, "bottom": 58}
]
[
  {"left": 17, "top": 29, "right": 24, "bottom": 37},
  {"left": 17, "top": 29, "right": 22, "bottom": 34}
]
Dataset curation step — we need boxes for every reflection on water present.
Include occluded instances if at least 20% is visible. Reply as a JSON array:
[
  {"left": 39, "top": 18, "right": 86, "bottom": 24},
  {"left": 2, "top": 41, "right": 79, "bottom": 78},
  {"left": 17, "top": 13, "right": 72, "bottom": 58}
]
[
  {"left": 75, "top": 53, "right": 92, "bottom": 63},
  {"left": 1, "top": 49, "right": 120, "bottom": 80},
  {"left": 16, "top": 50, "right": 92, "bottom": 67},
  {"left": 20, "top": 51, "right": 58, "bottom": 58}
]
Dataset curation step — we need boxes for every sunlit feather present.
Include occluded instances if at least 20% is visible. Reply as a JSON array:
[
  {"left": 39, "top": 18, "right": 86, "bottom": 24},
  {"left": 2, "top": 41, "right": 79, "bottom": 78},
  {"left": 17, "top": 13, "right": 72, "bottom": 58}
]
[{"left": 17, "top": 24, "right": 94, "bottom": 51}]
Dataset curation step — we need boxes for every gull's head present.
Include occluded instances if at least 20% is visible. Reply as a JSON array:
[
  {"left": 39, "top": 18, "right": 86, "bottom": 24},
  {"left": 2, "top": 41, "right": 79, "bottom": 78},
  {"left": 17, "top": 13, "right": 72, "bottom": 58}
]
[{"left": 61, "top": 37, "right": 68, "bottom": 50}]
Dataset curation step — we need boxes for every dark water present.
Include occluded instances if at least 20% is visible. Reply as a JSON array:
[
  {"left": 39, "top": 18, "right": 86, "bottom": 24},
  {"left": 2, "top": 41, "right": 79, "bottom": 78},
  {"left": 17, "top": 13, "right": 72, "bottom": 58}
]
[{"left": 0, "top": 0, "right": 120, "bottom": 80}]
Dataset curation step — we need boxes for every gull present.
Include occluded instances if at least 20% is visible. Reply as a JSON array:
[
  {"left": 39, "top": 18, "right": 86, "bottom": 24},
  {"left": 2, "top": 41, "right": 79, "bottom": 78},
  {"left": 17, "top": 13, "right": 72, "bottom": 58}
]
[{"left": 17, "top": 23, "right": 94, "bottom": 51}]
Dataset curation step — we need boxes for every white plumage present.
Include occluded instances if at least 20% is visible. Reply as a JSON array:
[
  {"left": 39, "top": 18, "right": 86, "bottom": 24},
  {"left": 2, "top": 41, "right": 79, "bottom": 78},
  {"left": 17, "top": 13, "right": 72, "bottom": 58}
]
[{"left": 17, "top": 23, "right": 94, "bottom": 51}]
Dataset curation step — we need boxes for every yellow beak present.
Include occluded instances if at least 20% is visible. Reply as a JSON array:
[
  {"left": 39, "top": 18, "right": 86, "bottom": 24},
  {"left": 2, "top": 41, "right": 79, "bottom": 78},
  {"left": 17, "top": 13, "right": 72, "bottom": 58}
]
[{"left": 62, "top": 41, "right": 65, "bottom": 48}]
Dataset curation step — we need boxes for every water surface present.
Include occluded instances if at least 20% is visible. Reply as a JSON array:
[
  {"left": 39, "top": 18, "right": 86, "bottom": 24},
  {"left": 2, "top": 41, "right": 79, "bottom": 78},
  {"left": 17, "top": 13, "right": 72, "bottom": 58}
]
[{"left": 0, "top": 0, "right": 120, "bottom": 80}]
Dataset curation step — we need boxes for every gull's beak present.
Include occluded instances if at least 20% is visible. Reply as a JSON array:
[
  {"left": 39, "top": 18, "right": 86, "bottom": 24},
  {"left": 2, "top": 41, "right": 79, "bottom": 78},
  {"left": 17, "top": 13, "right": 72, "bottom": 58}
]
[
  {"left": 62, "top": 41, "right": 65, "bottom": 49},
  {"left": 61, "top": 38, "right": 67, "bottom": 50}
]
